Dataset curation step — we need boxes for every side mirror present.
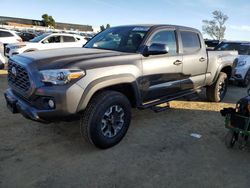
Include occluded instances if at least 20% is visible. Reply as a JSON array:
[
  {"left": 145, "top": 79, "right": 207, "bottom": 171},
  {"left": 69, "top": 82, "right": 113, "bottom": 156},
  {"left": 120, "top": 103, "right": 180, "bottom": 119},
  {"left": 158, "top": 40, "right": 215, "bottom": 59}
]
[{"left": 144, "top": 43, "right": 169, "bottom": 56}]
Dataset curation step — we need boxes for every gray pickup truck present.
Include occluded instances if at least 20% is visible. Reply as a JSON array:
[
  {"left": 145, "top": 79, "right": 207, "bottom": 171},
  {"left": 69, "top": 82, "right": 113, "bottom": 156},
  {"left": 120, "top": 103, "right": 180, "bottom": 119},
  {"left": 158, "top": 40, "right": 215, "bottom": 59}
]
[{"left": 4, "top": 25, "right": 237, "bottom": 148}]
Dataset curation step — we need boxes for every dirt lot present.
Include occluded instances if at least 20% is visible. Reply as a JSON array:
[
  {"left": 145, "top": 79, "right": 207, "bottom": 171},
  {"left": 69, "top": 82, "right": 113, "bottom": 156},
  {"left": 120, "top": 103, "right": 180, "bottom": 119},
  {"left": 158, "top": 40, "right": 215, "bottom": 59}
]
[{"left": 0, "top": 75, "right": 250, "bottom": 188}]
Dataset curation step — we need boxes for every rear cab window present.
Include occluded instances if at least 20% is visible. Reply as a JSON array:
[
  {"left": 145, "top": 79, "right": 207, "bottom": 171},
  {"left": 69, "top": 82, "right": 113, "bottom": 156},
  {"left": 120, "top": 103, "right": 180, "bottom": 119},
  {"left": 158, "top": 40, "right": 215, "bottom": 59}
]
[{"left": 180, "top": 31, "right": 201, "bottom": 53}]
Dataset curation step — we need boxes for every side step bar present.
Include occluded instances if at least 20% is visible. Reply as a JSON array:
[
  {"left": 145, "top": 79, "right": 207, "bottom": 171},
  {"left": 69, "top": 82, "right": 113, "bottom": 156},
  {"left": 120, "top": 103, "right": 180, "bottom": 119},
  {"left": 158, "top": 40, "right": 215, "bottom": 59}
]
[
  {"left": 151, "top": 103, "right": 170, "bottom": 113},
  {"left": 140, "top": 90, "right": 198, "bottom": 109}
]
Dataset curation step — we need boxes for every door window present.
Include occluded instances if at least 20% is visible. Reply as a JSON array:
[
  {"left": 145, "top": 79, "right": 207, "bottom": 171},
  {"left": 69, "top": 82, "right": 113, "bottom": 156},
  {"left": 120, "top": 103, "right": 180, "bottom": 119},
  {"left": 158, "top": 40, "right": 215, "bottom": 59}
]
[
  {"left": 63, "top": 36, "right": 76, "bottom": 42},
  {"left": 43, "top": 36, "right": 61, "bottom": 43},
  {"left": 180, "top": 31, "right": 201, "bottom": 53},
  {"left": 0, "top": 31, "right": 14, "bottom": 37},
  {"left": 149, "top": 30, "right": 177, "bottom": 54}
]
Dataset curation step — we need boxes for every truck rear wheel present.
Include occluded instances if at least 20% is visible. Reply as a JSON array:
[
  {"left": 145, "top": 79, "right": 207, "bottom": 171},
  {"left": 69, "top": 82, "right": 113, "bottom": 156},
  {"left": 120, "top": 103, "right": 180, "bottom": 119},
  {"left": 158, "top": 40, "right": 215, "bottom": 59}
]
[
  {"left": 80, "top": 90, "right": 131, "bottom": 149},
  {"left": 206, "top": 72, "right": 228, "bottom": 102}
]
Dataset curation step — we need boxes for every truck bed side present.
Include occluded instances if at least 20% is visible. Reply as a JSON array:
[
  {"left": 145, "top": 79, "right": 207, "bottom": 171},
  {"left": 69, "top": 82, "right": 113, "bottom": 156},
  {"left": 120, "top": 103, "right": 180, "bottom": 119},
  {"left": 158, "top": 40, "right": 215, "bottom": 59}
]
[{"left": 205, "top": 50, "right": 238, "bottom": 85}]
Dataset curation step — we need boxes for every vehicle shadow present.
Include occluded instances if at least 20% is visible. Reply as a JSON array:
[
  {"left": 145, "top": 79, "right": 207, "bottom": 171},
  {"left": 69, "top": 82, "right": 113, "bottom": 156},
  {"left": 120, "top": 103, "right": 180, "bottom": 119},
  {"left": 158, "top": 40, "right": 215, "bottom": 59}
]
[{"left": 30, "top": 84, "right": 249, "bottom": 154}]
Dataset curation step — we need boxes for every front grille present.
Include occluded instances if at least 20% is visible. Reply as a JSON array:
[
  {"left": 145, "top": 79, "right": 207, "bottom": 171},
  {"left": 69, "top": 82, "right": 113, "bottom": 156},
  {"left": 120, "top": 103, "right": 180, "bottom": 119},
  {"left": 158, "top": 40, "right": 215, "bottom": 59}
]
[{"left": 8, "top": 61, "right": 31, "bottom": 92}]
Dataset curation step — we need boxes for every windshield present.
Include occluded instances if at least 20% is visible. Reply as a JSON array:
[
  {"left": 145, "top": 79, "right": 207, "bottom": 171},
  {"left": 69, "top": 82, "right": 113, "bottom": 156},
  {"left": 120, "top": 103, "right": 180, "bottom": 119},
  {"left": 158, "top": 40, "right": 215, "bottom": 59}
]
[
  {"left": 215, "top": 42, "right": 250, "bottom": 55},
  {"left": 29, "top": 33, "right": 50, "bottom": 42},
  {"left": 84, "top": 26, "right": 150, "bottom": 53}
]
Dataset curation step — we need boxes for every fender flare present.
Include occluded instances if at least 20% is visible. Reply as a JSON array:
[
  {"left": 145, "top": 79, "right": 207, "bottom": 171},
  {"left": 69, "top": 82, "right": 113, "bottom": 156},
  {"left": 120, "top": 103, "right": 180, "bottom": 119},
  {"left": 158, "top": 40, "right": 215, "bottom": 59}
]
[
  {"left": 211, "top": 63, "right": 232, "bottom": 84},
  {"left": 76, "top": 74, "right": 141, "bottom": 111}
]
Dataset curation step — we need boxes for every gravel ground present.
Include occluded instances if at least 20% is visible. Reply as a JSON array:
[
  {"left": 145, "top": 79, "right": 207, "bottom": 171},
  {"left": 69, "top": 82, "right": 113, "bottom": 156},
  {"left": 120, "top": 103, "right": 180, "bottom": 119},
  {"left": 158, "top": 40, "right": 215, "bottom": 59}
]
[{"left": 0, "top": 76, "right": 250, "bottom": 188}]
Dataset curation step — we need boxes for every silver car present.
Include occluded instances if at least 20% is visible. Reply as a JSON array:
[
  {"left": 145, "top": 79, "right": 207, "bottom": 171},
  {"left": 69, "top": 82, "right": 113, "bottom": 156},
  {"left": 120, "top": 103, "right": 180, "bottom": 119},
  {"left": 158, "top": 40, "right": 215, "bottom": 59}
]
[{"left": 215, "top": 41, "right": 250, "bottom": 87}]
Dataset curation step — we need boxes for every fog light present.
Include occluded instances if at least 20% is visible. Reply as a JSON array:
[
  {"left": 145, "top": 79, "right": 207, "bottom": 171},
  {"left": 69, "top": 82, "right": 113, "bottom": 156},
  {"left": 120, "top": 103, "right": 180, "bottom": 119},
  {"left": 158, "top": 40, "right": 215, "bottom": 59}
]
[{"left": 48, "top": 99, "right": 55, "bottom": 108}]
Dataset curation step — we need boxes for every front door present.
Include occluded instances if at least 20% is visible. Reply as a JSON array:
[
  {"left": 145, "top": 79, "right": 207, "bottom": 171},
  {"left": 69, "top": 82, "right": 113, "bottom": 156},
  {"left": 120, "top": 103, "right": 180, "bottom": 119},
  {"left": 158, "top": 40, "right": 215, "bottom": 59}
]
[{"left": 141, "top": 29, "right": 183, "bottom": 102}]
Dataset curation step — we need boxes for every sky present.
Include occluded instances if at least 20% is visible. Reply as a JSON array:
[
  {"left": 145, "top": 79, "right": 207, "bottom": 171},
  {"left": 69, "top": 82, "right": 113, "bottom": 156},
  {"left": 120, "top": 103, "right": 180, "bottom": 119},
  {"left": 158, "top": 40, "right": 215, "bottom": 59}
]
[{"left": 1, "top": 0, "right": 250, "bottom": 40}]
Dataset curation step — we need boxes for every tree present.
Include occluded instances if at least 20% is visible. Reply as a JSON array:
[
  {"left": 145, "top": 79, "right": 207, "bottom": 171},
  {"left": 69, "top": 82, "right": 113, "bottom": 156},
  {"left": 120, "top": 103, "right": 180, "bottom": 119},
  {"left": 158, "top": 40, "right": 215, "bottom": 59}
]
[
  {"left": 100, "top": 25, "right": 105, "bottom": 32},
  {"left": 202, "top": 10, "right": 228, "bottom": 40},
  {"left": 42, "top": 14, "right": 55, "bottom": 28},
  {"left": 106, "top": 24, "right": 110, "bottom": 29},
  {"left": 100, "top": 24, "right": 111, "bottom": 32}
]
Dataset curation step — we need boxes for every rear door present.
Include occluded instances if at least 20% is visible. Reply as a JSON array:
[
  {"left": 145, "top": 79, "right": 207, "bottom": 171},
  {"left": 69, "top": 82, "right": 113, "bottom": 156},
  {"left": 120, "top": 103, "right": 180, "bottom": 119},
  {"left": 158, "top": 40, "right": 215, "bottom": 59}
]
[
  {"left": 179, "top": 30, "right": 207, "bottom": 90},
  {"left": 141, "top": 28, "right": 183, "bottom": 102},
  {"left": 61, "top": 35, "right": 80, "bottom": 47}
]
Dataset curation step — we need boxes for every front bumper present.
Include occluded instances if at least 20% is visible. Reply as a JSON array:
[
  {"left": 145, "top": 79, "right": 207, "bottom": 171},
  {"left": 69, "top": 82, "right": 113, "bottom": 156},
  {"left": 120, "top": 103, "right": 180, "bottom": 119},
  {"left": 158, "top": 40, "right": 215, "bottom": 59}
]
[
  {"left": 4, "top": 83, "right": 84, "bottom": 123},
  {"left": 232, "top": 67, "right": 248, "bottom": 81}
]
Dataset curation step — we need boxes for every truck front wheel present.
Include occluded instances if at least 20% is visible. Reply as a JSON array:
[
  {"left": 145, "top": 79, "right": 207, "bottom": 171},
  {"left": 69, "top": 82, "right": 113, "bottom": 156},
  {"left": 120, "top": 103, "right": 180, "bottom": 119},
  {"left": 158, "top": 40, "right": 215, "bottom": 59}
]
[
  {"left": 80, "top": 90, "right": 131, "bottom": 149},
  {"left": 206, "top": 72, "right": 228, "bottom": 102}
]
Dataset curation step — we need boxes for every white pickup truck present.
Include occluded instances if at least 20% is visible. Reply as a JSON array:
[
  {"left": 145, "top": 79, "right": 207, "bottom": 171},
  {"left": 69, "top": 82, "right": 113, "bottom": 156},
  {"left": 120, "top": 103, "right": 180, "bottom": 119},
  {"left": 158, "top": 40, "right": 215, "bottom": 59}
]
[{"left": 5, "top": 33, "right": 87, "bottom": 57}]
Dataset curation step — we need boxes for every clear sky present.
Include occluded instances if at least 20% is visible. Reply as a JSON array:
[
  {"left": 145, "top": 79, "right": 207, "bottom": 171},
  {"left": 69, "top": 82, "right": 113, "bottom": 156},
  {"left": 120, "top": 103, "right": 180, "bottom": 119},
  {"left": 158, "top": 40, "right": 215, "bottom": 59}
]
[{"left": 1, "top": 0, "right": 250, "bottom": 40}]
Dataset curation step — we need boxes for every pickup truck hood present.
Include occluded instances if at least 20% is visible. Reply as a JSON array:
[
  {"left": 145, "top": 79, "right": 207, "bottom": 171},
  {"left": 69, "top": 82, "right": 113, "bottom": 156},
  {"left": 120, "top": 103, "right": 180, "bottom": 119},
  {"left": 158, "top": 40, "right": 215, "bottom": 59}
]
[{"left": 12, "top": 47, "right": 140, "bottom": 70}]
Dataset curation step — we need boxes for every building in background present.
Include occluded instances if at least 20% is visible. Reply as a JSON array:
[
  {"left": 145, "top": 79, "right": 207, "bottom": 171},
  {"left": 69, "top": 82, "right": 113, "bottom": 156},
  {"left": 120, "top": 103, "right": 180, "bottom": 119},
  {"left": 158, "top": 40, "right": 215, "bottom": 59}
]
[{"left": 0, "top": 16, "right": 93, "bottom": 32}]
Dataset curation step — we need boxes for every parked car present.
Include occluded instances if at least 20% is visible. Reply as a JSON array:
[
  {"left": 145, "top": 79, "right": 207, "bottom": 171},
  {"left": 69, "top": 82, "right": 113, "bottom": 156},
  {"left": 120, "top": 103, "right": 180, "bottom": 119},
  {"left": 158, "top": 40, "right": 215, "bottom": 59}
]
[
  {"left": 205, "top": 39, "right": 220, "bottom": 49},
  {"left": 214, "top": 41, "right": 250, "bottom": 87},
  {"left": 4, "top": 24, "right": 237, "bottom": 149},
  {"left": 0, "top": 29, "right": 22, "bottom": 55},
  {"left": 0, "top": 53, "right": 6, "bottom": 69},
  {"left": 17, "top": 32, "right": 37, "bottom": 41},
  {"left": 0, "top": 29, "right": 22, "bottom": 44},
  {"left": 5, "top": 33, "right": 87, "bottom": 57}
]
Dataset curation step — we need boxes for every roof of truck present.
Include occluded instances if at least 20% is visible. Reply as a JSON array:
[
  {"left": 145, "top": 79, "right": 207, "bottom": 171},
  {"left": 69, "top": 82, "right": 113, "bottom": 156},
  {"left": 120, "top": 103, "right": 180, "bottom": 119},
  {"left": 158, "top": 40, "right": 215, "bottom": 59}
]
[{"left": 113, "top": 24, "right": 200, "bottom": 32}]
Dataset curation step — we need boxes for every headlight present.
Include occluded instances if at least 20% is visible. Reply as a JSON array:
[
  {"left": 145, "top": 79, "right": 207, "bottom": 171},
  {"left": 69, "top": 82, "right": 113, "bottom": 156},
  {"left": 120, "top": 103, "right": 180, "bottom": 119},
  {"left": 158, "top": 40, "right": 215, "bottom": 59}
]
[
  {"left": 237, "top": 61, "right": 247, "bottom": 67},
  {"left": 10, "top": 45, "right": 26, "bottom": 49},
  {"left": 40, "top": 69, "right": 85, "bottom": 85}
]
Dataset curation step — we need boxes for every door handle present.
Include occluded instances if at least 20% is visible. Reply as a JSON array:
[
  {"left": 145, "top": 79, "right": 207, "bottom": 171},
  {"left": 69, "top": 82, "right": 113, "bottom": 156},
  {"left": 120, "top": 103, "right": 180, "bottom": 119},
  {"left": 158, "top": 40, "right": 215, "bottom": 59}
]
[
  {"left": 173, "top": 60, "right": 182, "bottom": 66},
  {"left": 199, "top": 57, "right": 206, "bottom": 62}
]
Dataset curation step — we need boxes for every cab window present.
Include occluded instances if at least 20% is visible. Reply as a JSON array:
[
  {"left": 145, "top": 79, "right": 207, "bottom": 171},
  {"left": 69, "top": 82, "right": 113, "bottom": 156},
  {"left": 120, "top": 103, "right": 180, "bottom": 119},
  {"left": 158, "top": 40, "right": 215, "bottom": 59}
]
[
  {"left": 149, "top": 30, "right": 177, "bottom": 54},
  {"left": 180, "top": 31, "right": 201, "bottom": 53},
  {"left": 63, "top": 36, "right": 76, "bottom": 42}
]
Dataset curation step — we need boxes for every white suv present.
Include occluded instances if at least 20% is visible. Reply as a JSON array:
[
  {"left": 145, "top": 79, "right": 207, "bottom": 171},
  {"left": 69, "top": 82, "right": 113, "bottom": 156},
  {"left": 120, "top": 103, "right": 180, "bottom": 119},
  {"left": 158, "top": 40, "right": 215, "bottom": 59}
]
[
  {"left": 215, "top": 41, "right": 250, "bottom": 87},
  {"left": 0, "top": 29, "right": 22, "bottom": 45},
  {"left": 5, "top": 33, "right": 87, "bottom": 57}
]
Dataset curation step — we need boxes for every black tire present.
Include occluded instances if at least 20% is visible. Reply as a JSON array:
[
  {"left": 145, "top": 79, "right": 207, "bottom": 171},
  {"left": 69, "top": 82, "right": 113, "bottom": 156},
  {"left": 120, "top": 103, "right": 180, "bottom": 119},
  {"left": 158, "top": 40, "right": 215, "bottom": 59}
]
[
  {"left": 206, "top": 72, "right": 228, "bottom": 102},
  {"left": 80, "top": 90, "right": 131, "bottom": 149},
  {"left": 225, "top": 130, "right": 237, "bottom": 148},
  {"left": 239, "top": 69, "right": 250, "bottom": 87}
]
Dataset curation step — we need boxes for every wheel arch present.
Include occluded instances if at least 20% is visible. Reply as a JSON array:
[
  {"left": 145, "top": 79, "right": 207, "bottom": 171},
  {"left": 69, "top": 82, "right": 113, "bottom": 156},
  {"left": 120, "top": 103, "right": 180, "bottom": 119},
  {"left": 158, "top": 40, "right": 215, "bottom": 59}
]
[
  {"left": 212, "top": 65, "right": 232, "bottom": 84},
  {"left": 76, "top": 74, "right": 141, "bottom": 112}
]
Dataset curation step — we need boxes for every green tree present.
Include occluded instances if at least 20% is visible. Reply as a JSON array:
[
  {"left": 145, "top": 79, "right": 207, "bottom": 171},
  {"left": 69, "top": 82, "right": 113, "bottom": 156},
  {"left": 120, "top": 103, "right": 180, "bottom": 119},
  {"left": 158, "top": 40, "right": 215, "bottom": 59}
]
[
  {"left": 202, "top": 10, "right": 229, "bottom": 40},
  {"left": 42, "top": 14, "right": 55, "bottom": 28},
  {"left": 100, "top": 24, "right": 111, "bottom": 32},
  {"left": 106, "top": 24, "right": 111, "bottom": 29},
  {"left": 100, "top": 25, "right": 105, "bottom": 32}
]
